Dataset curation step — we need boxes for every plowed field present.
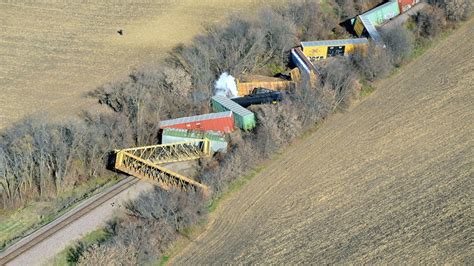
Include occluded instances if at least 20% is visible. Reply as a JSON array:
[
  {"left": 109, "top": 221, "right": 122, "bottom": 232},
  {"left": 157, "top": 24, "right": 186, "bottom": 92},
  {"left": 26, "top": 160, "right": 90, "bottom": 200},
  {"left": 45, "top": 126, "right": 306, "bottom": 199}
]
[
  {"left": 0, "top": 0, "right": 284, "bottom": 129},
  {"left": 172, "top": 20, "right": 474, "bottom": 264}
]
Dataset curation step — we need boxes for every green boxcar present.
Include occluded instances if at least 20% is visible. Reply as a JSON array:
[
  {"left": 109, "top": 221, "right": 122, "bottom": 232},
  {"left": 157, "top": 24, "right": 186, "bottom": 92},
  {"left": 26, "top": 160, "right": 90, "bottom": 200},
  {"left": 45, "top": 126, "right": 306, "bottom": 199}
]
[
  {"left": 211, "top": 95, "right": 256, "bottom": 131},
  {"left": 359, "top": 1, "right": 400, "bottom": 27},
  {"left": 161, "top": 128, "right": 228, "bottom": 152}
]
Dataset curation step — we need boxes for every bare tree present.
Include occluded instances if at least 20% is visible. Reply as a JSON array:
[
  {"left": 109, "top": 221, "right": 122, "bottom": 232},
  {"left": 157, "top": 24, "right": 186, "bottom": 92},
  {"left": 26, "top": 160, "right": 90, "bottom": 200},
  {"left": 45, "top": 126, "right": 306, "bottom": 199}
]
[
  {"left": 429, "top": 0, "right": 472, "bottom": 21},
  {"left": 277, "top": 0, "right": 339, "bottom": 41},
  {"left": 411, "top": 6, "right": 447, "bottom": 39},
  {"left": 322, "top": 57, "right": 359, "bottom": 109},
  {"left": 351, "top": 43, "right": 393, "bottom": 81},
  {"left": 381, "top": 26, "right": 414, "bottom": 66}
]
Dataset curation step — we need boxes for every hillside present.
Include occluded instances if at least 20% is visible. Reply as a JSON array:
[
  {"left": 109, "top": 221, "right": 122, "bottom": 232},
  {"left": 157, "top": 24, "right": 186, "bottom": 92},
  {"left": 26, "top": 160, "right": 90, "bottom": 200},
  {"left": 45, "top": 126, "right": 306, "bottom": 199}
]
[
  {"left": 171, "top": 19, "right": 474, "bottom": 264},
  {"left": 0, "top": 0, "right": 286, "bottom": 129}
]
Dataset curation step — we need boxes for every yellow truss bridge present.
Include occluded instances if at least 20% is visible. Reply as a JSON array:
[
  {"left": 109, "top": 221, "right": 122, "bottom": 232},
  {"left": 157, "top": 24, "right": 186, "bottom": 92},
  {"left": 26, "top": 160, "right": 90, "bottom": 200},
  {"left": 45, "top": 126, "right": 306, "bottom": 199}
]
[{"left": 114, "top": 139, "right": 211, "bottom": 193}]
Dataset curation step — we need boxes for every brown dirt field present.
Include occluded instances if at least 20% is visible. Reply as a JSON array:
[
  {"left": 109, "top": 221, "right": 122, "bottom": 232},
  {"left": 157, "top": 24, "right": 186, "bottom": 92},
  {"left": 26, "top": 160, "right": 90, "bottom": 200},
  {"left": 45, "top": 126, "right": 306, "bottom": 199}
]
[
  {"left": 0, "top": 0, "right": 286, "bottom": 129},
  {"left": 171, "top": 20, "right": 474, "bottom": 264}
]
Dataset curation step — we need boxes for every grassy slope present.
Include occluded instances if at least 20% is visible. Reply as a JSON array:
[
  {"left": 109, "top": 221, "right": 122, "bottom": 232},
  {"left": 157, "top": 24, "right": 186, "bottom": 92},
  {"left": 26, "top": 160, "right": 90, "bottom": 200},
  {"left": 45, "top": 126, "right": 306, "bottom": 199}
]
[
  {"left": 0, "top": 176, "right": 119, "bottom": 250},
  {"left": 171, "top": 19, "right": 474, "bottom": 264}
]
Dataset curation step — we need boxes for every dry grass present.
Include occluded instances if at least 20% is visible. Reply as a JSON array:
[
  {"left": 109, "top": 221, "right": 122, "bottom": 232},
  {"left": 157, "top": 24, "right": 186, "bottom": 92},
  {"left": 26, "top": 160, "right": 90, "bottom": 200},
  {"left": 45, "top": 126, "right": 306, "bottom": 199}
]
[
  {"left": 0, "top": 0, "right": 287, "bottom": 129},
  {"left": 171, "top": 19, "right": 474, "bottom": 264}
]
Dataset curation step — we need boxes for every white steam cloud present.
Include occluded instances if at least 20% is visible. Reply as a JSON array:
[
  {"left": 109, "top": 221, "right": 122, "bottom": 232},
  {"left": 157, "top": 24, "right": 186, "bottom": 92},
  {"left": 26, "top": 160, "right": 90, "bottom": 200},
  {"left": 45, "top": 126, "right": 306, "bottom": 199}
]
[{"left": 214, "top": 72, "right": 238, "bottom": 98}]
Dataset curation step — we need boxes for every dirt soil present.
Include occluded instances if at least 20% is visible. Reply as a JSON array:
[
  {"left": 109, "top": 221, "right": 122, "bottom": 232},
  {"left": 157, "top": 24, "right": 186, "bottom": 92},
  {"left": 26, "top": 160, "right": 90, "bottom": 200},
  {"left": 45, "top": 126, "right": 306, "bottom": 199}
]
[
  {"left": 171, "top": 20, "right": 474, "bottom": 264},
  {"left": 0, "top": 0, "right": 286, "bottom": 129}
]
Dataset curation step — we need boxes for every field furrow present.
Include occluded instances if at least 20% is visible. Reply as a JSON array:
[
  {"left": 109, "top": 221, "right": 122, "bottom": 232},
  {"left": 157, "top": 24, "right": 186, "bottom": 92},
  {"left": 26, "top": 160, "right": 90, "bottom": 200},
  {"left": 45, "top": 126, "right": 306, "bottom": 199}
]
[
  {"left": 0, "top": 0, "right": 286, "bottom": 129},
  {"left": 171, "top": 19, "right": 474, "bottom": 264}
]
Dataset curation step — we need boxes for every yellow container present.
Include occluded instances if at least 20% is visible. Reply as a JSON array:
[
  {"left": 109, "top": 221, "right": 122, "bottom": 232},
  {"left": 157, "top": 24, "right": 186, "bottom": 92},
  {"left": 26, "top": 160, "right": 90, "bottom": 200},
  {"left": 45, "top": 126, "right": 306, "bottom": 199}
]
[
  {"left": 354, "top": 18, "right": 365, "bottom": 36},
  {"left": 301, "top": 38, "right": 369, "bottom": 62}
]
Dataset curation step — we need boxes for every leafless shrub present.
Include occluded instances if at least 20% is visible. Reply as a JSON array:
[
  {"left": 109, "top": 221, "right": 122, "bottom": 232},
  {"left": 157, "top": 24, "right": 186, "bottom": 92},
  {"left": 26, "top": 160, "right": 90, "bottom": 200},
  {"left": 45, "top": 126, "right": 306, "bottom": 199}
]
[
  {"left": 5, "top": 0, "right": 467, "bottom": 261},
  {"left": 198, "top": 141, "right": 250, "bottom": 193},
  {"left": 78, "top": 242, "right": 139, "bottom": 266},
  {"left": 321, "top": 57, "right": 359, "bottom": 109},
  {"left": 277, "top": 0, "right": 339, "bottom": 40},
  {"left": 351, "top": 43, "right": 392, "bottom": 81},
  {"left": 254, "top": 101, "right": 303, "bottom": 153},
  {"left": 78, "top": 219, "right": 174, "bottom": 265},
  {"left": 124, "top": 187, "right": 205, "bottom": 232},
  {"left": 429, "top": 0, "right": 472, "bottom": 21},
  {"left": 355, "top": 0, "right": 386, "bottom": 13},
  {"left": 173, "top": 17, "right": 268, "bottom": 100},
  {"left": 0, "top": 117, "right": 92, "bottom": 208},
  {"left": 90, "top": 66, "right": 200, "bottom": 146},
  {"left": 290, "top": 78, "right": 335, "bottom": 128},
  {"left": 411, "top": 6, "right": 447, "bottom": 39},
  {"left": 79, "top": 188, "right": 203, "bottom": 265},
  {"left": 381, "top": 26, "right": 414, "bottom": 66},
  {"left": 257, "top": 9, "right": 299, "bottom": 66},
  {"left": 335, "top": 0, "right": 358, "bottom": 19}
]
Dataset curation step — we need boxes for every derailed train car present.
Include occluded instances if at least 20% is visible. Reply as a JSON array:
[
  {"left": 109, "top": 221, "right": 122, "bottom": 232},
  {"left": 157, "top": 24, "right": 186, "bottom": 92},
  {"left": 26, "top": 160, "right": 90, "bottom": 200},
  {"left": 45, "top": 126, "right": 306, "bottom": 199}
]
[
  {"left": 211, "top": 95, "right": 256, "bottom": 131},
  {"left": 353, "top": 0, "right": 400, "bottom": 38},
  {"left": 159, "top": 111, "right": 235, "bottom": 133},
  {"left": 236, "top": 76, "right": 293, "bottom": 96},
  {"left": 231, "top": 88, "right": 284, "bottom": 108},
  {"left": 300, "top": 38, "right": 369, "bottom": 62},
  {"left": 291, "top": 47, "right": 320, "bottom": 80},
  {"left": 397, "top": 0, "right": 419, "bottom": 13},
  {"left": 161, "top": 128, "right": 229, "bottom": 153}
]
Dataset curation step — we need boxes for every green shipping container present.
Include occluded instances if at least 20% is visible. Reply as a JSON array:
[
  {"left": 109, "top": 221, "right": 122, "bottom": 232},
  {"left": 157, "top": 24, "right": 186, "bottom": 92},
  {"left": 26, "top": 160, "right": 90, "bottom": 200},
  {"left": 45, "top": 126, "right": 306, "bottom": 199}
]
[
  {"left": 360, "top": 1, "right": 400, "bottom": 26},
  {"left": 211, "top": 95, "right": 256, "bottom": 131},
  {"left": 161, "top": 128, "right": 228, "bottom": 152}
]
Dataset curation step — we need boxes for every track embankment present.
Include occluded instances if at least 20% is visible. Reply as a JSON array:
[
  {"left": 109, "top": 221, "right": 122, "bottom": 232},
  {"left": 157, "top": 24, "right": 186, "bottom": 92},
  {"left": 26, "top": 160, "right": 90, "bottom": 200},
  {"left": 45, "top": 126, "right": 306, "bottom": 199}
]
[
  {"left": 172, "top": 19, "right": 474, "bottom": 264},
  {"left": 1, "top": 178, "right": 153, "bottom": 266}
]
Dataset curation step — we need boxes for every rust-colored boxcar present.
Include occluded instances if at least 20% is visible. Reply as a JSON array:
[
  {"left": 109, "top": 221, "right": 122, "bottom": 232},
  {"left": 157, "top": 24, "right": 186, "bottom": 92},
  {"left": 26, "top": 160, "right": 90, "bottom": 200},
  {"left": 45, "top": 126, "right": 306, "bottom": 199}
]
[
  {"left": 397, "top": 0, "right": 418, "bottom": 13},
  {"left": 159, "top": 111, "right": 235, "bottom": 133}
]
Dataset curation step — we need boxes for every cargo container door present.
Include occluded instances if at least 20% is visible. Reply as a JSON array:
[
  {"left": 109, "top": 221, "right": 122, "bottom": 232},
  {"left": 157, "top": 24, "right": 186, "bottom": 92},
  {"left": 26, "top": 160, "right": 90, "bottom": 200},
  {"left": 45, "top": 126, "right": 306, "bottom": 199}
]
[
  {"left": 354, "top": 17, "right": 365, "bottom": 36},
  {"left": 327, "top": 46, "right": 345, "bottom": 57}
]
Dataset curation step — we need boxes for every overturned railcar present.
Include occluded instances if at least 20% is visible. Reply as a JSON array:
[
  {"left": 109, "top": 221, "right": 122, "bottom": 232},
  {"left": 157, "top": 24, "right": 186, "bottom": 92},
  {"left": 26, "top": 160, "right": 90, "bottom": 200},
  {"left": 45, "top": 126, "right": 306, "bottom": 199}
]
[
  {"left": 161, "top": 128, "right": 229, "bottom": 153},
  {"left": 291, "top": 47, "right": 320, "bottom": 80},
  {"left": 159, "top": 111, "right": 234, "bottom": 133},
  {"left": 231, "top": 89, "right": 283, "bottom": 108},
  {"left": 353, "top": 0, "right": 400, "bottom": 39},
  {"left": 300, "top": 38, "right": 369, "bottom": 62},
  {"left": 397, "top": 0, "right": 420, "bottom": 13},
  {"left": 211, "top": 95, "right": 256, "bottom": 131}
]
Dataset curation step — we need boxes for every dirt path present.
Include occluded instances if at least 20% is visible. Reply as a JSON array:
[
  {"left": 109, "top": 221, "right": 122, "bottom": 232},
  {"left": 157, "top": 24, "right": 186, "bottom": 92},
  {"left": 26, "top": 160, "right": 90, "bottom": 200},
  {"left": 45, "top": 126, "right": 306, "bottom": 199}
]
[
  {"left": 6, "top": 180, "right": 154, "bottom": 266},
  {"left": 171, "top": 20, "right": 474, "bottom": 264},
  {"left": 0, "top": 0, "right": 285, "bottom": 129}
]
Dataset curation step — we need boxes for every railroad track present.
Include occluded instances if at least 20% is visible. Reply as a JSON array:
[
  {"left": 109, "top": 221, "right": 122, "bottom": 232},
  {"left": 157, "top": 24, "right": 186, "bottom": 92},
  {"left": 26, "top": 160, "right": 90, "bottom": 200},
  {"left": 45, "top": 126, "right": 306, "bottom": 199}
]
[{"left": 0, "top": 176, "right": 139, "bottom": 265}]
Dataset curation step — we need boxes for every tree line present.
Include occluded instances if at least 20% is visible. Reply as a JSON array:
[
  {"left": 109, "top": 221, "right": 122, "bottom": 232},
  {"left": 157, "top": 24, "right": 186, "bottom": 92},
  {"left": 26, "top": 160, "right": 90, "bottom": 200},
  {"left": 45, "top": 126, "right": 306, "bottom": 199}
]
[
  {"left": 0, "top": 0, "right": 470, "bottom": 262},
  {"left": 75, "top": 0, "right": 470, "bottom": 264}
]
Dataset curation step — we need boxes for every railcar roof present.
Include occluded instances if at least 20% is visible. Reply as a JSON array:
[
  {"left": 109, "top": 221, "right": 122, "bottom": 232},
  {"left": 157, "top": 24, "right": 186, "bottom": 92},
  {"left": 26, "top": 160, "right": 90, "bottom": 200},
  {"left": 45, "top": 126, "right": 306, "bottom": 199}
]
[
  {"left": 160, "top": 111, "right": 232, "bottom": 126},
  {"left": 212, "top": 95, "right": 254, "bottom": 117},
  {"left": 301, "top": 38, "right": 368, "bottom": 48}
]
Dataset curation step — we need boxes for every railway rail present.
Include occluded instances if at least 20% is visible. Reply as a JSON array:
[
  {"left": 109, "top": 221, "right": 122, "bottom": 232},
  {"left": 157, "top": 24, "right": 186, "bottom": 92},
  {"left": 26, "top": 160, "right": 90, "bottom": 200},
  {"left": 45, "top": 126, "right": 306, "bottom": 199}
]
[
  {"left": 0, "top": 140, "right": 211, "bottom": 264},
  {"left": 0, "top": 176, "right": 138, "bottom": 265}
]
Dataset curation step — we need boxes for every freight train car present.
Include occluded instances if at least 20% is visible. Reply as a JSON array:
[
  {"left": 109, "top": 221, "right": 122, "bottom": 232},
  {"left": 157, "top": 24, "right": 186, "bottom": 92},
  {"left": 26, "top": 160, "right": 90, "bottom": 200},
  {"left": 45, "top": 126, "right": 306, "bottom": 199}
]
[
  {"left": 159, "top": 111, "right": 234, "bottom": 133},
  {"left": 353, "top": 0, "right": 400, "bottom": 36},
  {"left": 161, "top": 128, "right": 228, "bottom": 152},
  {"left": 231, "top": 88, "right": 283, "bottom": 108},
  {"left": 291, "top": 47, "right": 320, "bottom": 80},
  {"left": 397, "top": 0, "right": 419, "bottom": 13},
  {"left": 236, "top": 75, "right": 293, "bottom": 96},
  {"left": 354, "top": 15, "right": 384, "bottom": 44},
  {"left": 300, "top": 38, "right": 369, "bottom": 62},
  {"left": 211, "top": 95, "right": 256, "bottom": 131}
]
